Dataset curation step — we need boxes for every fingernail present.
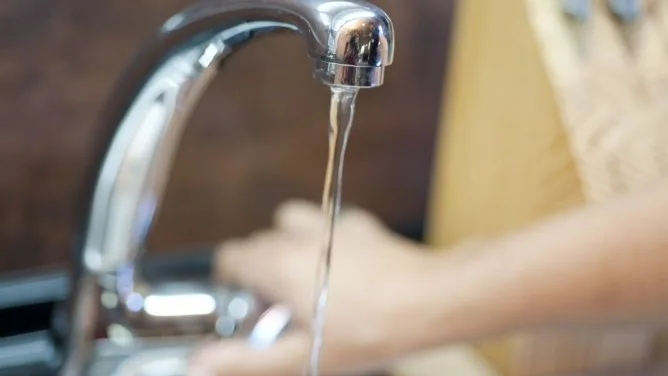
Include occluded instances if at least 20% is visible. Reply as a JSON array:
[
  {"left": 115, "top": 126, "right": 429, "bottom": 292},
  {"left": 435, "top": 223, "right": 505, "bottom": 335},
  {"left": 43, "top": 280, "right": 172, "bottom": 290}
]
[{"left": 187, "top": 365, "right": 214, "bottom": 376}]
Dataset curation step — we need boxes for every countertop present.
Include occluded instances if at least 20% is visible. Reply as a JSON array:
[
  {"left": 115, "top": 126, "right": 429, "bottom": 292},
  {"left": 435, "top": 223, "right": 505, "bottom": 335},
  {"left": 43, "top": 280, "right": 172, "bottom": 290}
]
[
  {"left": 392, "top": 346, "right": 499, "bottom": 376},
  {"left": 391, "top": 347, "right": 668, "bottom": 376}
]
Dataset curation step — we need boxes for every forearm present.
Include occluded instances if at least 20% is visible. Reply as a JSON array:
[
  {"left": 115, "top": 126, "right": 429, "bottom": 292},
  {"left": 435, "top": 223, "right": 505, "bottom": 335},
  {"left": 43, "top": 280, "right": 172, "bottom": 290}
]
[{"left": 412, "top": 181, "right": 668, "bottom": 349}]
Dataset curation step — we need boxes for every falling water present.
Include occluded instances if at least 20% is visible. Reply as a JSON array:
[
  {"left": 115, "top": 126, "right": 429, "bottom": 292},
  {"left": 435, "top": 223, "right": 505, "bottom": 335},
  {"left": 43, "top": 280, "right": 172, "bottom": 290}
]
[{"left": 306, "top": 86, "right": 359, "bottom": 376}]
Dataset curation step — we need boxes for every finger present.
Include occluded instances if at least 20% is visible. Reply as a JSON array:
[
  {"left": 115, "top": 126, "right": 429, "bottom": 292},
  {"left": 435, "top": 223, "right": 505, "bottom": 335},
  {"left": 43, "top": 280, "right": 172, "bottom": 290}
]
[
  {"left": 215, "top": 231, "right": 287, "bottom": 288},
  {"left": 338, "top": 205, "right": 384, "bottom": 229},
  {"left": 274, "top": 199, "right": 324, "bottom": 232},
  {"left": 188, "top": 332, "right": 309, "bottom": 376}
]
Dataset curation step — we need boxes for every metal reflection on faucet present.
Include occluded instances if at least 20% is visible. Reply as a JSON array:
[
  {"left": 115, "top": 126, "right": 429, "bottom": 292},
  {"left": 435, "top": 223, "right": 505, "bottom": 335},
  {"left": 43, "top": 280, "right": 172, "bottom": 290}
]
[
  {"left": 125, "top": 293, "right": 144, "bottom": 313},
  {"left": 60, "top": 0, "right": 394, "bottom": 375},
  {"left": 143, "top": 294, "right": 216, "bottom": 317}
]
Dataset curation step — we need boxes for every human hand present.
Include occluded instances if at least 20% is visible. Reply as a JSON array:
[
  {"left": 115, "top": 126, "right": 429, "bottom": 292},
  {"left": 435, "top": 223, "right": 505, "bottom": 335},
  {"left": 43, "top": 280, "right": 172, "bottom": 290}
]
[{"left": 188, "top": 200, "right": 432, "bottom": 376}]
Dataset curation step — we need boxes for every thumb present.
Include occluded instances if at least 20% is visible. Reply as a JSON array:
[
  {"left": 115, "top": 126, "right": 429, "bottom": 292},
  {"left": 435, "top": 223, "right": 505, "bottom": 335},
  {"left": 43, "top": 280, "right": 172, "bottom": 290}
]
[
  {"left": 188, "top": 332, "right": 309, "bottom": 376},
  {"left": 274, "top": 199, "right": 324, "bottom": 232}
]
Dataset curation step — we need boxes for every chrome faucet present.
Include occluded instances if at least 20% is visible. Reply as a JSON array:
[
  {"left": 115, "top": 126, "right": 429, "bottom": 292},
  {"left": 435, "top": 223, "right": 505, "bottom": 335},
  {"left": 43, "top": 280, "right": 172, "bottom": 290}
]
[{"left": 59, "top": 0, "right": 394, "bottom": 374}]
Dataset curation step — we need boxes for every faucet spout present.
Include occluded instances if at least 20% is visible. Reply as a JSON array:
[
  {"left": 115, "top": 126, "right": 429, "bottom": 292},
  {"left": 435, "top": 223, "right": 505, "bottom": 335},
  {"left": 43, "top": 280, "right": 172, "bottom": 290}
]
[
  {"left": 61, "top": 0, "right": 394, "bottom": 375},
  {"left": 161, "top": 0, "right": 395, "bottom": 87}
]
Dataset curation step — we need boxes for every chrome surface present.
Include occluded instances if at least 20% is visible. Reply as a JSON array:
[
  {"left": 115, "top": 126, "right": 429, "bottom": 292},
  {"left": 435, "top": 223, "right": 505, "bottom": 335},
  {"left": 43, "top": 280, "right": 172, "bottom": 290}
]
[{"left": 60, "top": 0, "right": 394, "bottom": 375}]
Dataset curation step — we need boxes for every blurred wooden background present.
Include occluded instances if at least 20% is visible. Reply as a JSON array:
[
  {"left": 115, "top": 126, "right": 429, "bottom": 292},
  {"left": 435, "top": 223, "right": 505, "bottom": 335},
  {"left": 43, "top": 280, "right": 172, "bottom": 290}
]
[{"left": 0, "top": 0, "right": 455, "bottom": 273}]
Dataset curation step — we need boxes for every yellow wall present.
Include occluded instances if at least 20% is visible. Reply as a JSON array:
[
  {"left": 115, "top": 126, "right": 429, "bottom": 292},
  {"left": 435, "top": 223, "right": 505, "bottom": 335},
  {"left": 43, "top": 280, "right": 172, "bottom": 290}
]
[{"left": 427, "top": 0, "right": 660, "bottom": 374}]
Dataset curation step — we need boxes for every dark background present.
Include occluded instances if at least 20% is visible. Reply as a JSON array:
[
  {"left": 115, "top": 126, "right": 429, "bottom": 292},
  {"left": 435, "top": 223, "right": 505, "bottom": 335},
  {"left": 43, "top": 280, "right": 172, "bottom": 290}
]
[{"left": 0, "top": 0, "right": 454, "bottom": 273}]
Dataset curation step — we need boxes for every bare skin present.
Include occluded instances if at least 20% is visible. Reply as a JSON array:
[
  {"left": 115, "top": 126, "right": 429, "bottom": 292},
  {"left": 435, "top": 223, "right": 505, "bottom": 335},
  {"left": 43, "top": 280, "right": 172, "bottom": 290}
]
[{"left": 188, "top": 181, "right": 668, "bottom": 376}]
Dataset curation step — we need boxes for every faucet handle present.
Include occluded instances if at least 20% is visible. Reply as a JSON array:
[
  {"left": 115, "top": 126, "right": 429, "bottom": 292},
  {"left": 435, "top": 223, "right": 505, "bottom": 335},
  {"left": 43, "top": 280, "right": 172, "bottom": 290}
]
[{"left": 106, "top": 280, "right": 290, "bottom": 346}]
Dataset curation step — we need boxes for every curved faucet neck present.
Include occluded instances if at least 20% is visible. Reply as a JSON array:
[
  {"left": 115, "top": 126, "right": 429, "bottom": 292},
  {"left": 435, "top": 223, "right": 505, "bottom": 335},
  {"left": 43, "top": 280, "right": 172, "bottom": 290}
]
[
  {"left": 62, "top": 1, "right": 394, "bottom": 375},
  {"left": 83, "top": 0, "right": 393, "bottom": 276}
]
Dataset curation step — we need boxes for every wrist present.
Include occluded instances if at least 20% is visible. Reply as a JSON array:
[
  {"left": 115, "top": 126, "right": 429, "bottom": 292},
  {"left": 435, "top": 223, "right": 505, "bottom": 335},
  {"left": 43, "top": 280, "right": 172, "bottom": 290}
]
[
  {"left": 397, "top": 241, "right": 514, "bottom": 352},
  {"left": 403, "top": 250, "right": 464, "bottom": 351},
  {"left": 373, "top": 248, "right": 454, "bottom": 355},
  {"left": 359, "top": 245, "right": 440, "bottom": 359}
]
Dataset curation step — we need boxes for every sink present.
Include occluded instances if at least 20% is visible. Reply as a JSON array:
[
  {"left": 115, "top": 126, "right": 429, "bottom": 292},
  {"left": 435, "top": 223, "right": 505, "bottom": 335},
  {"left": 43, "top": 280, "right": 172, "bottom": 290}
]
[
  {"left": 88, "top": 301, "right": 291, "bottom": 375},
  {"left": 0, "top": 330, "right": 198, "bottom": 375},
  {"left": 88, "top": 338, "right": 399, "bottom": 376},
  {"left": 0, "top": 249, "right": 214, "bottom": 376},
  {"left": 88, "top": 338, "right": 196, "bottom": 376}
]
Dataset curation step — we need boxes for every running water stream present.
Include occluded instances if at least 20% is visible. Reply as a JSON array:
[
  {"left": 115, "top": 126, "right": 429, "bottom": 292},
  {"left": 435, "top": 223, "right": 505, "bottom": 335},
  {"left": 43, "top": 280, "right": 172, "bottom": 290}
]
[{"left": 306, "top": 86, "right": 359, "bottom": 376}]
